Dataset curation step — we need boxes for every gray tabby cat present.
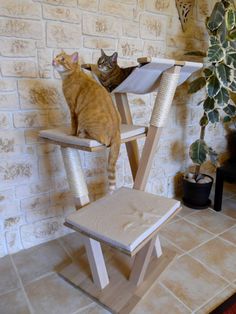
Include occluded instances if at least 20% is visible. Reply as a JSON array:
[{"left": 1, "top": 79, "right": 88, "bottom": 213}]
[{"left": 97, "top": 49, "right": 135, "bottom": 92}]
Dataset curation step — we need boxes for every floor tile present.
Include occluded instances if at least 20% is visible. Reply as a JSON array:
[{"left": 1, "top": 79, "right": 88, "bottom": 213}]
[
  {"left": 132, "top": 282, "right": 191, "bottom": 314},
  {"left": 159, "top": 219, "right": 213, "bottom": 251},
  {"left": 159, "top": 255, "right": 227, "bottom": 311},
  {"left": 159, "top": 235, "right": 184, "bottom": 257},
  {"left": 0, "top": 256, "right": 20, "bottom": 295},
  {"left": 12, "top": 240, "right": 71, "bottom": 285},
  {"left": 25, "top": 273, "right": 92, "bottom": 314},
  {"left": 58, "top": 232, "right": 84, "bottom": 259},
  {"left": 220, "top": 225, "right": 236, "bottom": 245},
  {"left": 184, "top": 209, "right": 236, "bottom": 234},
  {"left": 195, "top": 285, "right": 235, "bottom": 314},
  {"left": 75, "top": 303, "right": 110, "bottom": 313},
  {"left": 190, "top": 237, "right": 236, "bottom": 282},
  {"left": 220, "top": 198, "right": 236, "bottom": 219},
  {"left": 177, "top": 204, "right": 196, "bottom": 217},
  {"left": 0, "top": 288, "right": 31, "bottom": 314}
]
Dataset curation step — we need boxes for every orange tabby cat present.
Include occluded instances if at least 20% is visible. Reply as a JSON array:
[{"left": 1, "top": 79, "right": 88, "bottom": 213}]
[{"left": 52, "top": 51, "right": 121, "bottom": 192}]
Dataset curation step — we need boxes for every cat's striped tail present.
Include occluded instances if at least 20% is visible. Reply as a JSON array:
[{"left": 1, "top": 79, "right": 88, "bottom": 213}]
[{"left": 108, "top": 132, "right": 120, "bottom": 193}]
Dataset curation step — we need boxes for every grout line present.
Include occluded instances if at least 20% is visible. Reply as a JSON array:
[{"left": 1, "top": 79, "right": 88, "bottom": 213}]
[
  {"left": 9, "top": 254, "right": 35, "bottom": 314},
  {"left": 182, "top": 216, "right": 222, "bottom": 236},
  {"left": 185, "top": 252, "right": 232, "bottom": 286},
  {"left": 159, "top": 282, "right": 193, "bottom": 313},
  {"left": 192, "top": 284, "right": 234, "bottom": 314}
]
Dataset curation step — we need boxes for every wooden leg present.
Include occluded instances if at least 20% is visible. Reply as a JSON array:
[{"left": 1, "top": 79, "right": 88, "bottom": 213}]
[
  {"left": 61, "top": 147, "right": 89, "bottom": 209},
  {"left": 129, "top": 236, "right": 156, "bottom": 286},
  {"left": 114, "top": 93, "right": 139, "bottom": 180},
  {"left": 153, "top": 235, "right": 162, "bottom": 258},
  {"left": 83, "top": 236, "right": 109, "bottom": 290}
]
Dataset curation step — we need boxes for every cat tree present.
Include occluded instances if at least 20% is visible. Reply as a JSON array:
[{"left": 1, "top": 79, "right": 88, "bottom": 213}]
[{"left": 40, "top": 57, "right": 202, "bottom": 313}]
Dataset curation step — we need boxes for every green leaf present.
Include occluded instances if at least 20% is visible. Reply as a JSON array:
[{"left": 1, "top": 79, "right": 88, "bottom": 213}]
[
  {"left": 209, "top": 36, "right": 219, "bottom": 46},
  {"left": 216, "top": 63, "right": 234, "bottom": 87},
  {"left": 188, "top": 77, "right": 206, "bottom": 94},
  {"left": 207, "top": 44, "right": 225, "bottom": 62},
  {"left": 207, "top": 2, "right": 225, "bottom": 31},
  {"left": 206, "top": 75, "right": 221, "bottom": 97},
  {"left": 223, "top": 115, "right": 232, "bottom": 122},
  {"left": 228, "top": 28, "right": 236, "bottom": 40},
  {"left": 189, "top": 140, "right": 208, "bottom": 165},
  {"left": 203, "top": 97, "right": 215, "bottom": 112},
  {"left": 204, "top": 67, "right": 214, "bottom": 80},
  {"left": 208, "top": 109, "right": 220, "bottom": 123},
  {"left": 223, "top": 104, "right": 236, "bottom": 116},
  {"left": 200, "top": 114, "right": 209, "bottom": 127},
  {"left": 184, "top": 51, "right": 207, "bottom": 57},
  {"left": 226, "top": 8, "right": 235, "bottom": 30},
  {"left": 215, "top": 87, "right": 230, "bottom": 106},
  {"left": 225, "top": 48, "right": 236, "bottom": 69},
  {"left": 229, "top": 80, "right": 236, "bottom": 92}
]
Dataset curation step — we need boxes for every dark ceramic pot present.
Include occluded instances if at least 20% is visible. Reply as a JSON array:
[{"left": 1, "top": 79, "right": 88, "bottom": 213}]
[
  {"left": 182, "top": 174, "right": 213, "bottom": 209},
  {"left": 227, "top": 130, "right": 236, "bottom": 161}
]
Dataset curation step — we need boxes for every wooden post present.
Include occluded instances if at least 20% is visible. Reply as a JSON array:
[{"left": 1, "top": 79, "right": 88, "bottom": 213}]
[
  {"left": 134, "top": 66, "right": 181, "bottom": 191},
  {"left": 114, "top": 93, "right": 139, "bottom": 181},
  {"left": 83, "top": 236, "right": 109, "bottom": 290},
  {"left": 129, "top": 236, "right": 156, "bottom": 286},
  {"left": 61, "top": 147, "right": 90, "bottom": 209}
]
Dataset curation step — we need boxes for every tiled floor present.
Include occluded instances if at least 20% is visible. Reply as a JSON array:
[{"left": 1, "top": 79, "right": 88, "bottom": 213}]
[{"left": 0, "top": 185, "right": 236, "bottom": 314}]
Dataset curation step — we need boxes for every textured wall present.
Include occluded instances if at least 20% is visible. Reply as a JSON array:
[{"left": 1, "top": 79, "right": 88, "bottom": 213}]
[{"left": 0, "top": 0, "right": 225, "bottom": 257}]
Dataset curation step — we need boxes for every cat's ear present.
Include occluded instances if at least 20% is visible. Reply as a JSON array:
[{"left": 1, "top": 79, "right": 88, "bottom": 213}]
[
  {"left": 111, "top": 52, "right": 118, "bottom": 63},
  {"left": 71, "top": 52, "right": 79, "bottom": 63},
  {"left": 101, "top": 49, "right": 105, "bottom": 56}
]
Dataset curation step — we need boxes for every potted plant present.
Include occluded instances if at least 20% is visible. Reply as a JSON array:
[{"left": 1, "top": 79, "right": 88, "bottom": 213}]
[{"left": 183, "top": 0, "right": 236, "bottom": 209}]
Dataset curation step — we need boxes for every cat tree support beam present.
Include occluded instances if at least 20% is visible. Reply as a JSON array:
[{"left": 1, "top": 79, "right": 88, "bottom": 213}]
[
  {"left": 114, "top": 93, "right": 139, "bottom": 180},
  {"left": 133, "top": 65, "right": 182, "bottom": 192}
]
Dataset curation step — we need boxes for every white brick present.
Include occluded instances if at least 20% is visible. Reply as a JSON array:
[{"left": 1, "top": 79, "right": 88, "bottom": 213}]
[
  {"left": 43, "top": 4, "right": 81, "bottom": 23},
  {"left": 122, "top": 20, "right": 139, "bottom": 38},
  {"left": 26, "top": 205, "right": 63, "bottom": 223},
  {"left": 13, "top": 111, "right": 48, "bottom": 128},
  {"left": 4, "top": 216, "right": 24, "bottom": 230},
  {"left": 0, "top": 93, "right": 19, "bottom": 110},
  {"left": 0, "top": 79, "right": 16, "bottom": 92},
  {"left": 20, "top": 194, "right": 50, "bottom": 212},
  {"left": 140, "top": 13, "right": 167, "bottom": 40},
  {"left": 118, "top": 38, "right": 143, "bottom": 57},
  {"left": 0, "top": 130, "right": 25, "bottom": 153},
  {"left": 0, "top": 112, "right": 11, "bottom": 129},
  {"left": 145, "top": 0, "right": 176, "bottom": 15},
  {"left": 0, "top": 18, "right": 42, "bottom": 39},
  {"left": 1, "top": 60, "right": 37, "bottom": 78},
  {"left": 78, "top": 0, "right": 98, "bottom": 11},
  {"left": 5, "top": 230, "right": 23, "bottom": 254},
  {"left": 24, "top": 128, "right": 44, "bottom": 144},
  {"left": 99, "top": 0, "right": 134, "bottom": 19},
  {"left": 46, "top": 21, "right": 82, "bottom": 48},
  {"left": 0, "top": 0, "right": 41, "bottom": 20},
  {"left": 83, "top": 13, "right": 121, "bottom": 37},
  {"left": 18, "top": 79, "right": 64, "bottom": 109},
  {"left": 38, "top": 49, "right": 53, "bottom": 78},
  {"left": 15, "top": 179, "right": 51, "bottom": 198},
  {"left": 20, "top": 217, "right": 65, "bottom": 249},
  {"left": 0, "top": 157, "right": 37, "bottom": 187},
  {"left": 0, "top": 38, "right": 36, "bottom": 57},
  {"left": 143, "top": 40, "right": 166, "bottom": 57},
  {"left": 83, "top": 36, "right": 117, "bottom": 50},
  {"left": 35, "top": 0, "right": 77, "bottom": 6}
]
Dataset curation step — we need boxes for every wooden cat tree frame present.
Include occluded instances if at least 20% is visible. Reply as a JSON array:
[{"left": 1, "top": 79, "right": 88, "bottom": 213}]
[{"left": 40, "top": 57, "right": 202, "bottom": 313}]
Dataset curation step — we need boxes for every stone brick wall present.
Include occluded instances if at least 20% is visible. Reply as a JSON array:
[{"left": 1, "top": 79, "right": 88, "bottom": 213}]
[{"left": 0, "top": 0, "right": 225, "bottom": 257}]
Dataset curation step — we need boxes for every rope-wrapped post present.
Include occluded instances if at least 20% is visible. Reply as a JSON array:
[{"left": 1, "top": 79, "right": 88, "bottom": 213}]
[
  {"left": 134, "top": 65, "right": 181, "bottom": 191},
  {"left": 61, "top": 147, "right": 90, "bottom": 209}
]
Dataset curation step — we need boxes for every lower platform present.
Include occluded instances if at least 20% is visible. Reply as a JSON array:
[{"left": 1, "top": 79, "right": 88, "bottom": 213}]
[{"left": 58, "top": 246, "right": 176, "bottom": 314}]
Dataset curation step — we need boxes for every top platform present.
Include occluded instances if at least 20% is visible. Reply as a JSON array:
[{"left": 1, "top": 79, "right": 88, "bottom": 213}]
[
  {"left": 66, "top": 187, "right": 180, "bottom": 254},
  {"left": 82, "top": 57, "right": 203, "bottom": 94}
]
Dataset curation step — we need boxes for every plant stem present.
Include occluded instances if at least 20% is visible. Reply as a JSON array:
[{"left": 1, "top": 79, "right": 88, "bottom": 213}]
[{"left": 195, "top": 125, "right": 206, "bottom": 178}]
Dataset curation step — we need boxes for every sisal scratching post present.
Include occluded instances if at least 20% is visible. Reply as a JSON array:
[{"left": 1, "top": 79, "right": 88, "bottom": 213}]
[
  {"left": 61, "top": 147, "right": 89, "bottom": 209},
  {"left": 134, "top": 65, "right": 181, "bottom": 191}
]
